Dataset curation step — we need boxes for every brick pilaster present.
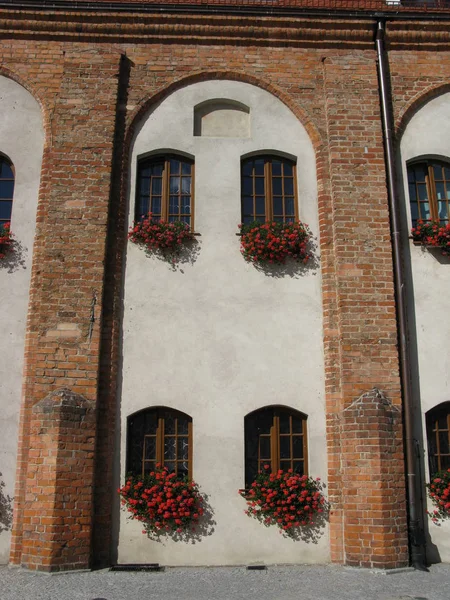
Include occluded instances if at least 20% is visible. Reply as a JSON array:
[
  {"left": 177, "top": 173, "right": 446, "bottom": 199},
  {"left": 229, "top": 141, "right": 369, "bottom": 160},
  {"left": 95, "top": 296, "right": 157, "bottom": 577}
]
[{"left": 10, "top": 47, "right": 122, "bottom": 570}]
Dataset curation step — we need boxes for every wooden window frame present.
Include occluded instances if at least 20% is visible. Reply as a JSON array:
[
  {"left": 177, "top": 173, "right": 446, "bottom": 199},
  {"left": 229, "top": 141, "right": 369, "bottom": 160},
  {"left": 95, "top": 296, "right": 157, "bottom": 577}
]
[
  {"left": 407, "top": 159, "right": 450, "bottom": 225},
  {"left": 241, "top": 155, "right": 298, "bottom": 224},
  {"left": 426, "top": 402, "right": 450, "bottom": 474},
  {"left": 127, "top": 407, "right": 193, "bottom": 479},
  {"left": 0, "top": 156, "right": 15, "bottom": 226},
  {"left": 244, "top": 406, "right": 308, "bottom": 488},
  {"left": 135, "top": 154, "right": 195, "bottom": 231}
]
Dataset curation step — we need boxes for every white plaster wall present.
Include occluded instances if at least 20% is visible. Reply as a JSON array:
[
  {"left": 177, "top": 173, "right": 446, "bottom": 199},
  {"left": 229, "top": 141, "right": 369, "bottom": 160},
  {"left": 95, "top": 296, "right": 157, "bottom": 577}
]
[
  {"left": 400, "top": 92, "right": 450, "bottom": 563},
  {"left": 0, "top": 76, "right": 44, "bottom": 563},
  {"left": 119, "top": 80, "right": 327, "bottom": 565}
]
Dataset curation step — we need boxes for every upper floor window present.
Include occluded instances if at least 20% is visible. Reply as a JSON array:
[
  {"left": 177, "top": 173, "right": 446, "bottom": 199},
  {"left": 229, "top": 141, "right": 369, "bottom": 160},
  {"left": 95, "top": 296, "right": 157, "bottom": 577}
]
[
  {"left": 244, "top": 406, "right": 307, "bottom": 488},
  {"left": 127, "top": 407, "right": 192, "bottom": 478},
  {"left": 241, "top": 156, "right": 297, "bottom": 225},
  {"left": 136, "top": 155, "right": 194, "bottom": 229},
  {"left": 426, "top": 402, "right": 450, "bottom": 474},
  {"left": 407, "top": 160, "right": 450, "bottom": 226},
  {"left": 0, "top": 157, "right": 14, "bottom": 225}
]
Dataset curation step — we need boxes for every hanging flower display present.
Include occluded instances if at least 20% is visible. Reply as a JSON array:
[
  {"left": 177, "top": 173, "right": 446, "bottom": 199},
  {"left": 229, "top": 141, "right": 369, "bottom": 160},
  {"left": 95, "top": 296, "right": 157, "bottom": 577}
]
[
  {"left": 0, "top": 222, "right": 13, "bottom": 260},
  {"left": 239, "top": 220, "right": 311, "bottom": 264},
  {"left": 427, "top": 469, "right": 450, "bottom": 523},
  {"left": 240, "top": 467, "right": 327, "bottom": 534},
  {"left": 411, "top": 220, "right": 450, "bottom": 254},
  {"left": 118, "top": 466, "right": 204, "bottom": 537},
  {"left": 128, "top": 213, "right": 194, "bottom": 256}
]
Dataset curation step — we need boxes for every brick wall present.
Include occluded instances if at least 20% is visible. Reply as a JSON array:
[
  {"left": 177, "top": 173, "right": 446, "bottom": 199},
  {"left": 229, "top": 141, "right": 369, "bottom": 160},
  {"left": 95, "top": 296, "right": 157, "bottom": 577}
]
[{"left": 1, "top": 7, "right": 450, "bottom": 570}]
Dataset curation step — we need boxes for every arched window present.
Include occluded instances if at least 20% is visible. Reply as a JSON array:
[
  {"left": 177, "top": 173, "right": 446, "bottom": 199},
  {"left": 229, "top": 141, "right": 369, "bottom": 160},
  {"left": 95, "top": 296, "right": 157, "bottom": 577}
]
[
  {"left": 127, "top": 407, "right": 192, "bottom": 478},
  {"left": 407, "top": 159, "right": 450, "bottom": 226},
  {"left": 244, "top": 406, "right": 307, "bottom": 488},
  {"left": 426, "top": 402, "right": 450, "bottom": 475},
  {"left": 136, "top": 154, "right": 194, "bottom": 229},
  {"left": 241, "top": 155, "right": 297, "bottom": 225},
  {"left": 0, "top": 156, "right": 14, "bottom": 226}
]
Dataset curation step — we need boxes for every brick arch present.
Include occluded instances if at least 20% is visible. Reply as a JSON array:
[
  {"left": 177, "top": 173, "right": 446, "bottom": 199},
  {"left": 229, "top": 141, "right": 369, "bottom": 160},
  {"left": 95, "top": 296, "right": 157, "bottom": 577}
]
[
  {"left": 396, "top": 83, "right": 450, "bottom": 141},
  {"left": 0, "top": 66, "right": 52, "bottom": 147},
  {"left": 125, "top": 70, "right": 323, "bottom": 154}
]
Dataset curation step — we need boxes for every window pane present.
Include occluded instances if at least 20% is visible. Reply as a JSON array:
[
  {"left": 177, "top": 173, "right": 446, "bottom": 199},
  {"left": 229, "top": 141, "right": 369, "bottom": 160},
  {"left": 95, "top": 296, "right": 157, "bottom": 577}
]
[
  {"left": 410, "top": 202, "right": 418, "bottom": 223},
  {"left": 273, "top": 197, "right": 283, "bottom": 216},
  {"left": 242, "top": 160, "right": 253, "bottom": 177},
  {"left": 151, "top": 177, "right": 162, "bottom": 195},
  {"left": 151, "top": 197, "right": 161, "bottom": 215},
  {"left": 164, "top": 461, "right": 176, "bottom": 473},
  {"left": 284, "top": 178, "right": 294, "bottom": 196},
  {"left": 140, "top": 177, "right": 150, "bottom": 195},
  {"left": 242, "top": 177, "right": 252, "bottom": 196},
  {"left": 433, "top": 164, "right": 443, "bottom": 180},
  {"left": 242, "top": 196, "right": 253, "bottom": 217},
  {"left": 143, "top": 461, "right": 156, "bottom": 474},
  {"left": 181, "top": 161, "right": 191, "bottom": 175},
  {"left": 170, "top": 159, "right": 180, "bottom": 173},
  {"left": 181, "top": 197, "right": 191, "bottom": 213},
  {"left": 151, "top": 163, "right": 164, "bottom": 176},
  {"left": 177, "top": 438, "right": 189, "bottom": 460},
  {"left": 293, "top": 461, "right": 305, "bottom": 476},
  {"left": 279, "top": 413, "right": 290, "bottom": 434},
  {"left": 144, "top": 436, "right": 156, "bottom": 460},
  {"left": 436, "top": 182, "right": 445, "bottom": 201},
  {"left": 293, "top": 436, "right": 304, "bottom": 458},
  {"left": 0, "top": 201, "right": 12, "bottom": 220},
  {"left": 283, "top": 162, "right": 293, "bottom": 177},
  {"left": 164, "top": 437, "right": 176, "bottom": 460},
  {"left": 280, "top": 436, "right": 291, "bottom": 459},
  {"left": 169, "top": 195, "right": 179, "bottom": 213},
  {"left": 292, "top": 415, "right": 304, "bottom": 434},
  {"left": 439, "top": 432, "right": 450, "bottom": 456},
  {"left": 255, "top": 197, "right": 265, "bottom": 216},
  {"left": 419, "top": 202, "right": 430, "bottom": 220},
  {"left": 445, "top": 167, "right": 450, "bottom": 180},
  {"left": 418, "top": 184, "right": 428, "bottom": 201},
  {"left": 0, "top": 162, "right": 13, "bottom": 178},
  {"left": 170, "top": 177, "right": 180, "bottom": 194},
  {"left": 0, "top": 180, "right": 14, "bottom": 198},
  {"left": 272, "top": 160, "right": 282, "bottom": 176},
  {"left": 259, "top": 436, "right": 271, "bottom": 460},
  {"left": 164, "top": 412, "right": 176, "bottom": 434},
  {"left": 408, "top": 183, "right": 417, "bottom": 202},
  {"left": 438, "top": 201, "right": 448, "bottom": 221},
  {"left": 181, "top": 178, "right": 191, "bottom": 195},
  {"left": 272, "top": 178, "right": 282, "bottom": 196},
  {"left": 178, "top": 418, "right": 189, "bottom": 435},
  {"left": 178, "top": 462, "right": 189, "bottom": 478},
  {"left": 255, "top": 178, "right": 265, "bottom": 196},
  {"left": 414, "top": 164, "right": 427, "bottom": 181},
  {"left": 285, "top": 197, "right": 295, "bottom": 216},
  {"left": 254, "top": 159, "right": 264, "bottom": 176}
]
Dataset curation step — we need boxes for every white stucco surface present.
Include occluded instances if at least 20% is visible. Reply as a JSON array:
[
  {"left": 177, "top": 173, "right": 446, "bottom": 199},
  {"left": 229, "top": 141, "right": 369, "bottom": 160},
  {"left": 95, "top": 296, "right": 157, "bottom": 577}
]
[
  {"left": 119, "top": 80, "right": 328, "bottom": 565},
  {"left": 400, "top": 91, "right": 450, "bottom": 563},
  {"left": 0, "top": 76, "right": 44, "bottom": 563}
]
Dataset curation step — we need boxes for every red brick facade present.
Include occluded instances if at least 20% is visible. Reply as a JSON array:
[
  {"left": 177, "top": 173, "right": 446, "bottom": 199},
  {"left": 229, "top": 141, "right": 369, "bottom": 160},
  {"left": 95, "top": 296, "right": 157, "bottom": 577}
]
[{"left": 2, "top": 2, "right": 449, "bottom": 570}]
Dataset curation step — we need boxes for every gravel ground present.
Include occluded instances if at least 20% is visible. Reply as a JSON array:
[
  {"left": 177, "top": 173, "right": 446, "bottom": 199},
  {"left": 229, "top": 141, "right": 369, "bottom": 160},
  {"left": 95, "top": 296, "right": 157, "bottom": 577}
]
[{"left": 1, "top": 563, "right": 449, "bottom": 600}]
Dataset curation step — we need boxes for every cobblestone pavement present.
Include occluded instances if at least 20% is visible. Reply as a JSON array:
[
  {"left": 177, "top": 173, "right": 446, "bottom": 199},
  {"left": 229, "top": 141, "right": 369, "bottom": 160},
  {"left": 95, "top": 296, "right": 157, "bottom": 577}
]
[{"left": 1, "top": 563, "right": 449, "bottom": 600}]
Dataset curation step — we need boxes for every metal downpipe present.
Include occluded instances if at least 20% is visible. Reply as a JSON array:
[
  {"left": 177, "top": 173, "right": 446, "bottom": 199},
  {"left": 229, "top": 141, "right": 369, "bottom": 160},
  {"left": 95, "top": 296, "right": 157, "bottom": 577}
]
[{"left": 375, "top": 20, "right": 428, "bottom": 571}]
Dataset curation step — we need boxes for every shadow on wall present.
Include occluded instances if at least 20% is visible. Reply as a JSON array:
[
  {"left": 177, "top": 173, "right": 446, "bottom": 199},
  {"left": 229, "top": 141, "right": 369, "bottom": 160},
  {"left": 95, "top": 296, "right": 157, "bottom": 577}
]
[
  {"left": 247, "top": 236, "right": 320, "bottom": 279},
  {"left": 0, "top": 473, "right": 13, "bottom": 534},
  {"left": 136, "top": 237, "right": 202, "bottom": 273},
  {"left": 0, "top": 238, "right": 27, "bottom": 274},
  {"left": 132, "top": 491, "right": 216, "bottom": 545}
]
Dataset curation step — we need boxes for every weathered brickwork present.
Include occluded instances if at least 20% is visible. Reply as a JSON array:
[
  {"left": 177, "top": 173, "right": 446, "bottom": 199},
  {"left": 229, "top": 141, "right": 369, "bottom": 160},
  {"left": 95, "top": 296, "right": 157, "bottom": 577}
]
[{"left": 1, "top": 5, "right": 449, "bottom": 570}]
